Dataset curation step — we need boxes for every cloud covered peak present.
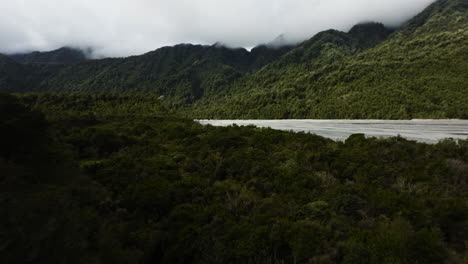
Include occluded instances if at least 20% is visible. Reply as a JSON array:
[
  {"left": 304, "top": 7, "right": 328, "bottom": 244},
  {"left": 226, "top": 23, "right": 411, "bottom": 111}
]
[{"left": 0, "top": 0, "right": 436, "bottom": 57}]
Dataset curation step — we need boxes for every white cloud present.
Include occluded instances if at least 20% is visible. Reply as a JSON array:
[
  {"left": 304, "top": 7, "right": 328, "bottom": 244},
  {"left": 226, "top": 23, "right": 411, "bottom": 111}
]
[{"left": 0, "top": 0, "right": 436, "bottom": 57}]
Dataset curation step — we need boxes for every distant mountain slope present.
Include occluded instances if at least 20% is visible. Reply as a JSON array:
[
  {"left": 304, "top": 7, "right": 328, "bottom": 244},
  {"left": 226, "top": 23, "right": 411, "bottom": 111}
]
[
  {"left": 0, "top": 0, "right": 466, "bottom": 119},
  {"left": 0, "top": 54, "right": 27, "bottom": 92},
  {"left": 22, "top": 43, "right": 294, "bottom": 105},
  {"left": 10, "top": 47, "right": 89, "bottom": 65},
  {"left": 191, "top": 0, "right": 468, "bottom": 119},
  {"left": 249, "top": 44, "right": 297, "bottom": 71},
  {"left": 269, "top": 23, "right": 393, "bottom": 66}
]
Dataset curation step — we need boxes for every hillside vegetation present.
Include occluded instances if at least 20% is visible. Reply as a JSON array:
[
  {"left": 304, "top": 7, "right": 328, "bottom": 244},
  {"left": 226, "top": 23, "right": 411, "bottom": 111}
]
[
  {"left": 0, "top": 0, "right": 466, "bottom": 119},
  {"left": 10, "top": 47, "right": 89, "bottom": 65},
  {"left": 1, "top": 44, "right": 294, "bottom": 106},
  {"left": 191, "top": 0, "right": 468, "bottom": 119}
]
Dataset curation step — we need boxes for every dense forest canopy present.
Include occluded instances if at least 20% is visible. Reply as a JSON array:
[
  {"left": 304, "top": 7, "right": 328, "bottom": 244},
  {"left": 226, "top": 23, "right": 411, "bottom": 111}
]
[
  {"left": 1, "top": 92, "right": 467, "bottom": 263},
  {"left": 189, "top": 0, "right": 468, "bottom": 119}
]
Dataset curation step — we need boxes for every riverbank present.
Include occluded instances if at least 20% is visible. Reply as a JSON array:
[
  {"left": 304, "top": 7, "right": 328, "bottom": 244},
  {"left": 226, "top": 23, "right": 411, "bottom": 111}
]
[{"left": 198, "top": 119, "right": 468, "bottom": 143}]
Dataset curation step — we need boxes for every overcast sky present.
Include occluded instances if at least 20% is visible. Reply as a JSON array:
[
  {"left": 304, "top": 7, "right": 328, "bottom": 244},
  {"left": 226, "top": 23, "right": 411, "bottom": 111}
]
[{"left": 1, "top": 0, "right": 435, "bottom": 57}]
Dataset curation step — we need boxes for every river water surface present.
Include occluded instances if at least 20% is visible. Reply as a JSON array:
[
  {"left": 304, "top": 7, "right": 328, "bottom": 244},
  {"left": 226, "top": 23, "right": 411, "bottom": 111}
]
[{"left": 197, "top": 120, "right": 468, "bottom": 143}]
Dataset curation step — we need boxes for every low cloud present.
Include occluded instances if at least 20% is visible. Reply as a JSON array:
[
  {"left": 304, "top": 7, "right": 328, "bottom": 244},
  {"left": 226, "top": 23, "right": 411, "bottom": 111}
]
[{"left": 0, "top": 0, "right": 436, "bottom": 57}]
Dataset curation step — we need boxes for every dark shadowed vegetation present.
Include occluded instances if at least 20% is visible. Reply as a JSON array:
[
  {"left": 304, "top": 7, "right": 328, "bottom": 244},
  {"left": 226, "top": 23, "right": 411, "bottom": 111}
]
[{"left": 1, "top": 92, "right": 467, "bottom": 263}]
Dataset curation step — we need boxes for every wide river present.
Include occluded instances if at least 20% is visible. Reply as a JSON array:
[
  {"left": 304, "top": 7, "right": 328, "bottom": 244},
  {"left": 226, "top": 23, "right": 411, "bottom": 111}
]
[{"left": 197, "top": 120, "right": 468, "bottom": 143}]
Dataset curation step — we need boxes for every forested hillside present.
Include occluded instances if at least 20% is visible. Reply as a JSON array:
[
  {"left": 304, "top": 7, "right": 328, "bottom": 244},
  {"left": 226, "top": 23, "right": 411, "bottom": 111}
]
[
  {"left": 0, "top": 54, "right": 65, "bottom": 93},
  {"left": 1, "top": 43, "right": 294, "bottom": 106},
  {"left": 0, "top": 54, "right": 27, "bottom": 92},
  {"left": 10, "top": 47, "right": 89, "bottom": 65},
  {"left": 1, "top": 92, "right": 467, "bottom": 263},
  {"left": 191, "top": 0, "right": 468, "bottom": 119},
  {"left": 0, "top": 0, "right": 466, "bottom": 119}
]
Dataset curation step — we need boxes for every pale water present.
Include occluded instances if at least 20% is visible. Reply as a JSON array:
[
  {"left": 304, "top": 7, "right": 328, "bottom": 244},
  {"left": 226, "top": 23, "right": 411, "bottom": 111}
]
[{"left": 197, "top": 120, "right": 468, "bottom": 143}]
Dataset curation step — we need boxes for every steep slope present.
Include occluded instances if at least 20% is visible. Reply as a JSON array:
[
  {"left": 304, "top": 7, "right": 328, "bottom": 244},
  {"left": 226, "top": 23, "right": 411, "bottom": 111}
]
[
  {"left": 10, "top": 47, "right": 89, "bottom": 65},
  {"left": 272, "top": 23, "right": 393, "bottom": 66},
  {"left": 191, "top": 0, "right": 468, "bottom": 119},
  {"left": 0, "top": 0, "right": 465, "bottom": 119},
  {"left": 190, "top": 23, "right": 394, "bottom": 118},
  {"left": 249, "top": 44, "right": 296, "bottom": 71},
  {"left": 0, "top": 53, "right": 65, "bottom": 93},
  {"left": 17, "top": 43, "right": 293, "bottom": 105}
]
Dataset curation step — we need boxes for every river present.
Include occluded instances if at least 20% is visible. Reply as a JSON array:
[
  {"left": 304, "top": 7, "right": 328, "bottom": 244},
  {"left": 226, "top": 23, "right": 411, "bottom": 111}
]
[{"left": 197, "top": 120, "right": 468, "bottom": 143}]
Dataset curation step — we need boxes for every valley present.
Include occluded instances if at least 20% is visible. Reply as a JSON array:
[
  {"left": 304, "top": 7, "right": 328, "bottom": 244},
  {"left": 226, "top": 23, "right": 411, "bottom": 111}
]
[
  {"left": 1, "top": 0, "right": 467, "bottom": 263},
  {"left": 1, "top": 0, "right": 467, "bottom": 119}
]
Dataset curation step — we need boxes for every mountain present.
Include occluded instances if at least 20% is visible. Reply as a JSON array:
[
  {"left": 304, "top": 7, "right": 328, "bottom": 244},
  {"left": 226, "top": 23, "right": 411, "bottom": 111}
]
[
  {"left": 1, "top": 43, "right": 294, "bottom": 105},
  {"left": 190, "top": 0, "right": 468, "bottom": 119},
  {"left": 249, "top": 43, "right": 296, "bottom": 71},
  {"left": 189, "top": 22, "right": 396, "bottom": 117},
  {"left": 0, "top": 23, "right": 388, "bottom": 105},
  {"left": 0, "top": 0, "right": 466, "bottom": 119},
  {"left": 9, "top": 47, "right": 89, "bottom": 65}
]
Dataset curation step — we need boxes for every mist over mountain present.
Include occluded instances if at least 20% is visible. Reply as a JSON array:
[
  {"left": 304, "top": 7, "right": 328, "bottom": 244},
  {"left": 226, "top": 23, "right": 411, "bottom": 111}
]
[
  {"left": 191, "top": 0, "right": 468, "bottom": 119},
  {"left": 8, "top": 42, "right": 295, "bottom": 104},
  {"left": 0, "top": 0, "right": 466, "bottom": 118},
  {"left": 0, "top": 0, "right": 436, "bottom": 57}
]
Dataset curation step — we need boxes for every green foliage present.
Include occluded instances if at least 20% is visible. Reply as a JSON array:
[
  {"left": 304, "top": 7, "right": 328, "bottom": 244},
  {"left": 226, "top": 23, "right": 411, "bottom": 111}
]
[
  {"left": 189, "top": 0, "right": 468, "bottom": 119},
  {"left": 1, "top": 44, "right": 294, "bottom": 107},
  {"left": 342, "top": 218, "right": 448, "bottom": 264},
  {"left": 1, "top": 1, "right": 466, "bottom": 119},
  {"left": 2, "top": 93, "right": 467, "bottom": 263}
]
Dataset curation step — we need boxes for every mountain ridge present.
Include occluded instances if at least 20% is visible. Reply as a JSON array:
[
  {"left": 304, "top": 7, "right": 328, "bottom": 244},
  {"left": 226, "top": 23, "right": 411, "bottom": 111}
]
[
  {"left": 0, "top": 41, "right": 297, "bottom": 105},
  {"left": 9, "top": 47, "right": 90, "bottom": 65},
  {"left": 0, "top": 0, "right": 466, "bottom": 119},
  {"left": 189, "top": 0, "right": 468, "bottom": 119}
]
